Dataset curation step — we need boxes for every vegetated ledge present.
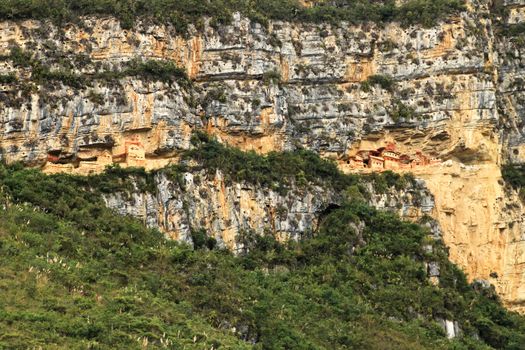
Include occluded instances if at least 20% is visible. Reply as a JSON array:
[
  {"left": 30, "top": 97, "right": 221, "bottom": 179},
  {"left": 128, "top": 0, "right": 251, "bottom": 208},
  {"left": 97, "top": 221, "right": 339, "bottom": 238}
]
[
  {"left": 0, "top": 0, "right": 466, "bottom": 33},
  {"left": 1, "top": 136, "right": 525, "bottom": 348},
  {"left": 0, "top": 46, "right": 191, "bottom": 89},
  {"left": 44, "top": 131, "right": 420, "bottom": 197}
]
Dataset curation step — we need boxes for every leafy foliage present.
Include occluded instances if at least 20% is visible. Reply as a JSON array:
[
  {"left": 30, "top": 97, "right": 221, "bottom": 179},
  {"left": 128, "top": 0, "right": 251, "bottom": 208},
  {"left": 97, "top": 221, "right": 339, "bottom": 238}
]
[
  {"left": 0, "top": 73, "right": 17, "bottom": 84},
  {"left": 0, "top": 0, "right": 466, "bottom": 32},
  {"left": 502, "top": 164, "right": 525, "bottom": 188},
  {"left": 491, "top": 0, "right": 525, "bottom": 40},
  {"left": 361, "top": 74, "right": 395, "bottom": 92},
  {"left": 119, "top": 59, "right": 188, "bottom": 84},
  {"left": 262, "top": 69, "right": 281, "bottom": 85},
  {"left": 501, "top": 23, "right": 525, "bottom": 37},
  {"left": 390, "top": 100, "right": 420, "bottom": 122},
  {"left": 185, "top": 131, "right": 359, "bottom": 193},
  {"left": 502, "top": 164, "right": 525, "bottom": 201}
]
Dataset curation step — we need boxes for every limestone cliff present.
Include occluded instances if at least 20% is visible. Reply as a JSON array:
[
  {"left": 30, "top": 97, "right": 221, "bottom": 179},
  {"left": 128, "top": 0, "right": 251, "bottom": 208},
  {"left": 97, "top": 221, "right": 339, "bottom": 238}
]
[
  {"left": 2, "top": 0, "right": 525, "bottom": 310},
  {"left": 102, "top": 169, "right": 436, "bottom": 252}
]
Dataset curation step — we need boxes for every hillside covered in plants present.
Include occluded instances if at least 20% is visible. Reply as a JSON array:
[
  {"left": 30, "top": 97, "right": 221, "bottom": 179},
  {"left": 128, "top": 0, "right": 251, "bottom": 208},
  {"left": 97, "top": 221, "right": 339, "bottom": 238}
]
[{"left": 1, "top": 143, "right": 525, "bottom": 349}]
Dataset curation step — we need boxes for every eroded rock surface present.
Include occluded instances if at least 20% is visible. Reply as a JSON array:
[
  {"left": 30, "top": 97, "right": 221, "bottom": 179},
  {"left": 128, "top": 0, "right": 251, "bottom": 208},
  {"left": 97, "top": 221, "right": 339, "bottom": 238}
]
[{"left": 102, "top": 170, "right": 436, "bottom": 252}]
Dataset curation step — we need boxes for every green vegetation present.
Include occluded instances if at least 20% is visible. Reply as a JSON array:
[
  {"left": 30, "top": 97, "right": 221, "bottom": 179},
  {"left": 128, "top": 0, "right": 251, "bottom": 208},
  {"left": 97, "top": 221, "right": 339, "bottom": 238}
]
[
  {"left": 6, "top": 45, "right": 32, "bottom": 67},
  {"left": 1, "top": 46, "right": 82, "bottom": 88},
  {"left": 201, "top": 87, "right": 228, "bottom": 109},
  {"left": 190, "top": 228, "right": 217, "bottom": 250},
  {"left": 262, "top": 69, "right": 281, "bottom": 85},
  {"left": 361, "top": 74, "right": 395, "bottom": 92},
  {"left": 502, "top": 163, "right": 525, "bottom": 201},
  {"left": 490, "top": 0, "right": 525, "bottom": 45},
  {"left": 502, "top": 23, "right": 525, "bottom": 37},
  {"left": 119, "top": 59, "right": 188, "bottom": 84},
  {"left": 0, "top": 0, "right": 466, "bottom": 32},
  {"left": 184, "top": 132, "right": 420, "bottom": 196},
  {"left": 500, "top": 22, "right": 525, "bottom": 47},
  {"left": 0, "top": 73, "right": 17, "bottom": 84},
  {"left": 502, "top": 164, "right": 525, "bottom": 188},
  {"left": 87, "top": 90, "right": 105, "bottom": 105},
  {"left": 185, "top": 131, "right": 359, "bottom": 193},
  {"left": 390, "top": 100, "right": 420, "bottom": 123},
  {"left": 0, "top": 148, "right": 524, "bottom": 348}
]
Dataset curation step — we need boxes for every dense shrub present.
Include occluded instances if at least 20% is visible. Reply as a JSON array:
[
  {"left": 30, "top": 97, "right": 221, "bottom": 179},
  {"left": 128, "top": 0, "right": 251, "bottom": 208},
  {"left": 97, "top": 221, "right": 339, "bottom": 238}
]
[
  {"left": 390, "top": 100, "right": 419, "bottom": 122},
  {"left": 396, "top": 0, "right": 464, "bottom": 27},
  {"left": 502, "top": 164, "right": 525, "bottom": 188},
  {"left": 502, "top": 164, "right": 525, "bottom": 201},
  {"left": 361, "top": 74, "right": 395, "bottom": 92},
  {"left": 0, "top": 73, "right": 17, "bottom": 84},
  {"left": 121, "top": 59, "right": 188, "bottom": 84},
  {"left": 262, "top": 69, "right": 281, "bottom": 85},
  {"left": 191, "top": 228, "right": 217, "bottom": 250},
  {"left": 185, "top": 131, "right": 359, "bottom": 193}
]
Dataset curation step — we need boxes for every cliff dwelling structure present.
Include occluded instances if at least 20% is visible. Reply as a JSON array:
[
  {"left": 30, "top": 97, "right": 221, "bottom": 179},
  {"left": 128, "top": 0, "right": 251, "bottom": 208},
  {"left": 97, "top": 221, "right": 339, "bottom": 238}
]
[
  {"left": 346, "top": 143, "right": 441, "bottom": 172},
  {"left": 44, "top": 136, "right": 147, "bottom": 174}
]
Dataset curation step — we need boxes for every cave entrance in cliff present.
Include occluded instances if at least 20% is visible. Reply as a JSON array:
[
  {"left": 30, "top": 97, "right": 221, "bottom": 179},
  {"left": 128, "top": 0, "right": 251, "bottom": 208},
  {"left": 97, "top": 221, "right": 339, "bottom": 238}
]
[{"left": 315, "top": 203, "right": 342, "bottom": 233}]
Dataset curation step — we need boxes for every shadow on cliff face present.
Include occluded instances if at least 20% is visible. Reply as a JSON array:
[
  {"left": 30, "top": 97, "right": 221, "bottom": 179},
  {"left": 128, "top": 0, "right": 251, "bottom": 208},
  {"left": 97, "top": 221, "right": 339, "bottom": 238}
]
[{"left": 447, "top": 142, "right": 496, "bottom": 164}]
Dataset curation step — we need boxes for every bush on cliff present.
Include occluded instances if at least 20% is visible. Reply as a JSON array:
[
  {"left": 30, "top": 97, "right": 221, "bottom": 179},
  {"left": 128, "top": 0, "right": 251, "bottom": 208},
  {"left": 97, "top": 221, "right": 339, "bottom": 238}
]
[
  {"left": 502, "top": 163, "right": 525, "bottom": 188},
  {"left": 361, "top": 74, "right": 395, "bottom": 92},
  {"left": 502, "top": 163, "right": 525, "bottom": 201}
]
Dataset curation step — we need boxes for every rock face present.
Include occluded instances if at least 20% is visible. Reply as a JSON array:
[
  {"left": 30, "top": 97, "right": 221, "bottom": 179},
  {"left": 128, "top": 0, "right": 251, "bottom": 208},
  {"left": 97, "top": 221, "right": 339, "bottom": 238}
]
[
  {"left": 103, "top": 170, "right": 336, "bottom": 250},
  {"left": 102, "top": 170, "right": 436, "bottom": 252},
  {"left": 1, "top": 1, "right": 525, "bottom": 310},
  {"left": 0, "top": 8, "right": 497, "bottom": 169}
]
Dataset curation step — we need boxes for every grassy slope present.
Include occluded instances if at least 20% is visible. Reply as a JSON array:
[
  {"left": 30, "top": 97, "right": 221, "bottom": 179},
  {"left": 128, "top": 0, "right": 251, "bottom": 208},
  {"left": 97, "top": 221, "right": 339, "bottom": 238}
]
[{"left": 0, "top": 139, "right": 525, "bottom": 349}]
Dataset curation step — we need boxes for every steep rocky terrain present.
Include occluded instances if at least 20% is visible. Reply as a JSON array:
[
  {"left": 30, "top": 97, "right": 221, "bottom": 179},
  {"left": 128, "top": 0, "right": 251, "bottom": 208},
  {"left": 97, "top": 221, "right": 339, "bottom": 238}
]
[
  {"left": 4, "top": 142, "right": 525, "bottom": 348},
  {"left": 1, "top": 0, "right": 525, "bottom": 319}
]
